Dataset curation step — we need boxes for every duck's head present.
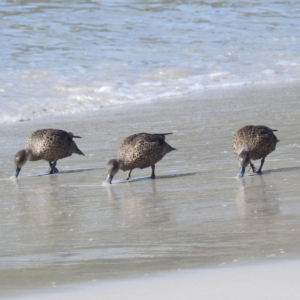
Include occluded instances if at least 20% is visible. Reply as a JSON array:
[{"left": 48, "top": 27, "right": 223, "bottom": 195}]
[
  {"left": 14, "top": 150, "right": 28, "bottom": 178},
  {"left": 237, "top": 150, "right": 250, "bottom": 177},
  {"left": 106, "top": 159, "right": 120, "bottom": 184}
]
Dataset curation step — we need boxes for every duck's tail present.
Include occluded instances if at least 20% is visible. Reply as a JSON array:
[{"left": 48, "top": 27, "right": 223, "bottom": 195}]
[
  {"left": 156, "top": 133, "right": 173, "bottom": 144},
  {"left": 272, "top": 129, "right": 280, "bottom": 142},
  {"left": 68, "top": 132, "right": 82, "bottom": 138},
  {"left": 166, "top": 144, "right": 177, "bottom": 152},
  {"left": 76, "top": 148, "right": 85, "bottom": 156}
]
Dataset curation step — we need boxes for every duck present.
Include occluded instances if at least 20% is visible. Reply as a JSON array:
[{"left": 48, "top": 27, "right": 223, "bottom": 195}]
[
  {"left": 233, "top": 125, "right": 279, "bottom": 177},
  {"left": 106, "top": 133, "right": 176, "bottom": 184},
  {"left": 13, "top": 129, "right": 84, "bottom": 178}
]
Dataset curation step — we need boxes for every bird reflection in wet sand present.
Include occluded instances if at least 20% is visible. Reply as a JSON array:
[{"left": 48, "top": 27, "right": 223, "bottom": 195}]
[
  {"left": 235, "top": 175, "right": 280, "bottom": 219},
  {"left": 104, "top": 180, "right": 171, "bottom": 228},
  {"left": 12, "top": 176, "right": 65, "bottom": 244}
]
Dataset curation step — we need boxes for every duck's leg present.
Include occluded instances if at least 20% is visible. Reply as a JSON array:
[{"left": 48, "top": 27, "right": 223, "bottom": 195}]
[
  {"left": 256, "top": 158, "right": 265, "bottom": 174},
  {"left": 151, "top": 165, "right": 155, "bottom": 179},
  {"left": 126, "top": 170, "right": 132, "bottom": 180},
  {"left": 49, "top": 161, "right": 59, "bottom": 174},
  {"left": 48, "top": 161, "right": 54, "bottom": 173},
  {"left": 249, "top": 161, "right": 256, "bottom": 173}
]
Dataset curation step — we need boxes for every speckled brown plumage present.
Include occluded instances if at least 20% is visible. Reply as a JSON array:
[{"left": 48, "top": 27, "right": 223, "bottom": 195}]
[
  {"left": 25, "top": 129, "right": 83, "bottom": 161},
  {"left": 106, "top": 133, "right": 176, "bottom": 183},
  {"left": 14, "top": 129, "right": 84, "bottom": 177},
  {"left": 118, "top": 133, "right": 175, "bottom": 171},
  {"left": 233, "top": 125, "right": 279, "bottom": 177}
]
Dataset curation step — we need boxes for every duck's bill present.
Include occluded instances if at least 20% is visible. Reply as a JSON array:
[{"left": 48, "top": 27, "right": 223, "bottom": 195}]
[
  {"left": 106, "top": 174, "right": 113, "bottom": 184},
  {"left": 237, "top": 167, "right": 245, "bottom": 177},
  {"left": 14, "top": 167, "right": 21, "bottom": 178}
]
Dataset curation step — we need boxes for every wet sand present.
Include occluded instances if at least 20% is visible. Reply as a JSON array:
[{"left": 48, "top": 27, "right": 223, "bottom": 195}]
[
  {"left": 16, "top": 260, "right": 300, "bottom": 300},
  {"left": 1, "top": 83, "right": 300, "bottom": 298}
]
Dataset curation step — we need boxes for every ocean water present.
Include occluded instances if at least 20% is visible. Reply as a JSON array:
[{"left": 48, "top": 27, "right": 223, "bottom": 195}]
[{"left": 1, "top": 0, "right": 300, "bottom": 123}]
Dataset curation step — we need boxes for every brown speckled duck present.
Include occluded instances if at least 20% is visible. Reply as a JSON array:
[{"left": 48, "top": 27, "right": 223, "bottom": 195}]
[
  {"left": 13, "top": 129, "right": 84, "bottom": 178},
  {"left": 233, "top": 125, "right": 279, "bottom": 177},
  {"left": 106, "top": 133, "right": 176, "bottom": 184}
]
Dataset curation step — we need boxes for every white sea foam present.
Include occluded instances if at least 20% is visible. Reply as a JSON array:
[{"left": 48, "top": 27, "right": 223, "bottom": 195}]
[{"left": 4, "top": 66, "right": 298, "bottom": 124}]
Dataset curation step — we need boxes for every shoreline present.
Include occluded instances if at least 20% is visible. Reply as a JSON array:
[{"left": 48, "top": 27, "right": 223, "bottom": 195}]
[{"left": 1, "top": 80, "right": 299, "bottom": 126}]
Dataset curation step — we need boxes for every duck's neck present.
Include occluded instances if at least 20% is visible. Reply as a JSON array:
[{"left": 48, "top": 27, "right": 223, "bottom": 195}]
[
  {"left": 26, "top": 149, "right": 38, "bottom": 161},
  {"left": 239, "top": 150, "right": 250, "bottom": 167},
  {"left": 118, "top": 159, "right": 126, "bottom": 171}
]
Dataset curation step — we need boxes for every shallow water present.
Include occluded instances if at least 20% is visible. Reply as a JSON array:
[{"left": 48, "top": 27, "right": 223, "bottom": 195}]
[
  {"left": 1, "top": 0, "right": 300, "bottom": 122},
  {"left": 1, "top": 84, "right": 300, "bottom": 298}
]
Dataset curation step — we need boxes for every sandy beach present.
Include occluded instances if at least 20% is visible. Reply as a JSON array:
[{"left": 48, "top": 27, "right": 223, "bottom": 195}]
[{"left": 1, "top": 83, "right": 300, "bottom": 298}]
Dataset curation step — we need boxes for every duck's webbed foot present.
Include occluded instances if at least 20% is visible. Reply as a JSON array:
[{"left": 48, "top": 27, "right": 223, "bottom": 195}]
[
  {"left": 52, "top": 168, "right": 59, "bottom": 174},
  {"left": 48, "top": 161, "right": 59, "bottom": 174},
  {"left": 125, "top": 170, "right": 132, "bottom": 180},
  {"left": 255, "top": 168, "right": 263, "bottom": 175},
  {"left": 255, "top": 158, "right": 265, "bottom": 175}
]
